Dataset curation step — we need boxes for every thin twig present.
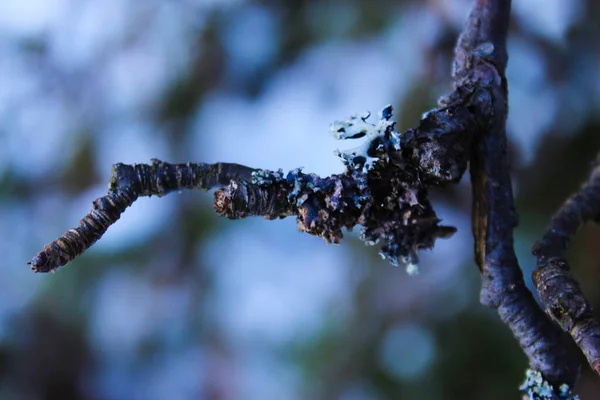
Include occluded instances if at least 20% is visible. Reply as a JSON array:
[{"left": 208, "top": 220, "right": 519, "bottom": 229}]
[
  {"left": 532, "top": 158, "right": 600, "bottom": 375},
  {"left": 29, "top": 160, "right": 256, "bottom": 272}
]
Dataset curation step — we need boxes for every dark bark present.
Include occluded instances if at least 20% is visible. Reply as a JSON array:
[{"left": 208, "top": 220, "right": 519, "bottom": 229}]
[
  {"left": 30, "top": 107, "right": 461, "bottom": 273},
  {"left": 533, "top": 158, "right": 600, "bottom": 375},
  {"left": 28, "top": 0, "right": 597, "bottom": 396},
  {"left": 29, "top": 160, "right": 256, "bottom": 273},
  {"left": 464, "top": 0, "right": 580, "bottom": 389}
]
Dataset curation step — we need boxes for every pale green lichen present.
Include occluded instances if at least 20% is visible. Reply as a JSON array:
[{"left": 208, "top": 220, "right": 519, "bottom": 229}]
[{"left": 519, "top": 369, "right": 578, "bottom": 400}]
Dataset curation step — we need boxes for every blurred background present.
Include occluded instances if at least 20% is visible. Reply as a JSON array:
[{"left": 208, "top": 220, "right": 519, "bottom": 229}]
[{"left": 1, "top": 0, "right": 600, "bottom": 399}]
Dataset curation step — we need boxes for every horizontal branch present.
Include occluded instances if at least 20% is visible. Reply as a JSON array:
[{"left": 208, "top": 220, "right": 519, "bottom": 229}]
[
  {"left": 532, "top": 158, "right": 600, "bottom": 376},
  {"left": 28, "top": 160, "right": 256, "bottom": 273},
  {"left": 30, "top": 105, "right": 470, "bottom": 274}
]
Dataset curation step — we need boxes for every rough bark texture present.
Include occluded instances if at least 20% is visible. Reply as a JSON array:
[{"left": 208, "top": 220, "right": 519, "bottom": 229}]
[
  {"left": 29, "top": 160, "right": 256, "bottom": 272},
  {"left": 28, "top": 0, "right": 600, "bottom": 397},
  {"left": 463, "top": 0, "right": 580, "bottom": 389},
  {"left": 533, "top": 159, "right": 600, "bottom": 376}
]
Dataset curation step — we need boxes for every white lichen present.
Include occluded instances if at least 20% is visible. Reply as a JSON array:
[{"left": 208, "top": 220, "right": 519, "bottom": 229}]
[
  {"left": 378, "top": 249, "right": 419, "bottom": 276},
  {"left": 330, "top": 105, "right": 401, "bottom": 173},
  {"left": 252, "top": 168, "right": 285, "bottom": 186},
  {"left": 330, "top": 111, "right": 375, "bottom": 141},
  {"left": 519, "top": 369, "right": 578, "bottom": 400},
  {"left": 405, "top": 263, "right": 419, "bottom": 276}
]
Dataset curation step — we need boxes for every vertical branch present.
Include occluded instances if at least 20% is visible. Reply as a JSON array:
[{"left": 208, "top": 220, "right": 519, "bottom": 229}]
[
  {"left": 463, "top": 0, "right": 580, "bottom": 386},
  {"left": 453, "top": 0, "right": 511, "bottom": 81}
]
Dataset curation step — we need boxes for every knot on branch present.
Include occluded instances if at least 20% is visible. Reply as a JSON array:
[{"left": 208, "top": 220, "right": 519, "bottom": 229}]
[{"left": 533, "top": 257, "right": 591, "bottom": 332}]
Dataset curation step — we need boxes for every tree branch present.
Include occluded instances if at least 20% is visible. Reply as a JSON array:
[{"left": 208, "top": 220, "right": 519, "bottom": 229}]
[
  {"left": 27, "top": 0, "right": 590, "bottom": 396},
  {"left": 30, "top": 106, "right": 463, "bottom": 274},
  {"left": 453, "top": 0, "right": 510, "bottom": 81},
  {"left": 29, "top": 160, "right": 256, "bottom": 272},
  {"left": 533, "top": 157, "right": 600, "bottom": 375},
  {"left": 463, "top": 0, "right": 580, "bottom": 390}
]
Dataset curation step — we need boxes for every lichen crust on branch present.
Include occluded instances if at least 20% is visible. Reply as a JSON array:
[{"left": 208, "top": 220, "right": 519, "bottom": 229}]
[
  {"left": 520, "top": 369, "right": 579, "bottom": 400},
  {"left": 215, "top": 106, "right": 458, "bottom": 271},
  {"left": 30, "top": 105, "right": 463, "bottom": 274}
]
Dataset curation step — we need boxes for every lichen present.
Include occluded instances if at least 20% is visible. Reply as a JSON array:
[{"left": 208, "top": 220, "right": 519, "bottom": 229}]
[
  {"left": 330, "top": 105, "right": 401, "bottom": 173},
  {"left": 405, "top": 263, "right": 419, "bottom": 276},
  {"left": 244, "top": 106, "right": 456, "bottom": 274},
  {"left": 519, "top": 369, "right": 578, "bottom": 400},
  {"left": 252, "top": 169, "right": 285, "bottom": 186},
  {"left": 329, "top": 105, "right": 456, "bottom": 272}
]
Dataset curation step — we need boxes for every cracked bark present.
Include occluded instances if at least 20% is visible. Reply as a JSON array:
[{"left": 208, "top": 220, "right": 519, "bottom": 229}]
[
  {"left": 28, "top": 0, "right": 595, "bottom": 396},
  {"left": 463, "top": 0, "right": 579, "bottom": 389},
  {"left": 533, "top": 158, "right": 600, "bottom": 376}
]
